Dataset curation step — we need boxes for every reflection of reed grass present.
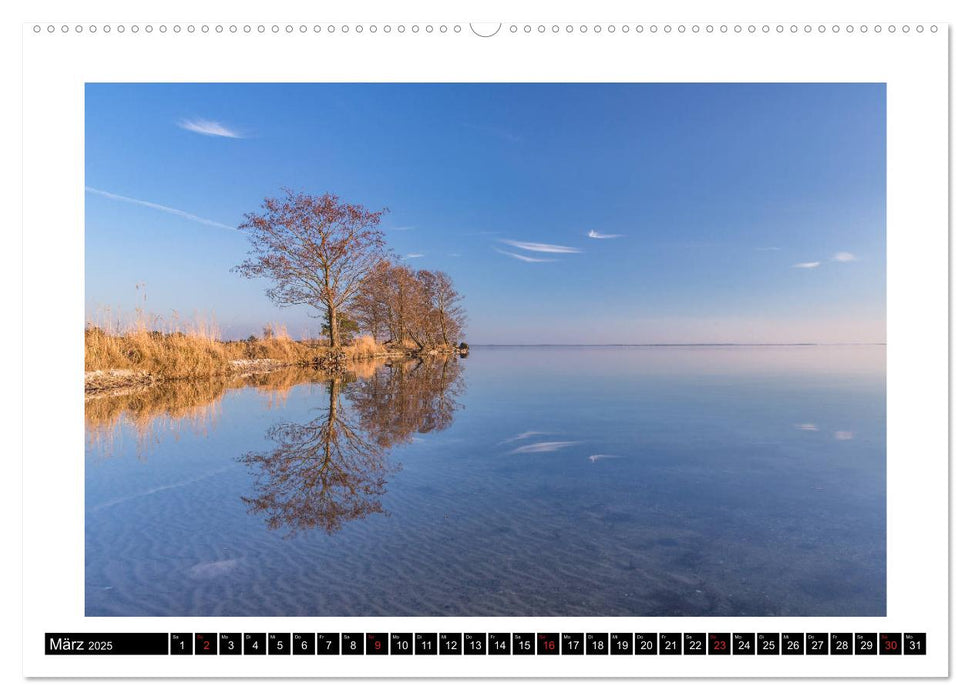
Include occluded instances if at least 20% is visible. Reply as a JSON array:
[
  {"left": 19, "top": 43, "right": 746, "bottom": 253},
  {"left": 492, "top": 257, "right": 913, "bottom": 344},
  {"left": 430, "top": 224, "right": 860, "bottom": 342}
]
[
  {"left": 245, "top": 367, "right": 327, "bottom": 409},
  {"left": 84, "top": 359, "right": 393, "bottom": 457},
  {"left": 344, "top": 357, "right": 386, "bottom": 381},
  {"left": 85, "top": 377, "right": 232, "bottom": 457}
]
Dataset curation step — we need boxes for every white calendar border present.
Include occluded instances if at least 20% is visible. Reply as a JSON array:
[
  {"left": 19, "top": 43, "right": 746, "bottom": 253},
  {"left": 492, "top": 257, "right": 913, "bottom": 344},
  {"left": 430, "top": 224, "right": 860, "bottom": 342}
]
[{"left": 21, "top": 18, "right": 948, "bottom": 679}]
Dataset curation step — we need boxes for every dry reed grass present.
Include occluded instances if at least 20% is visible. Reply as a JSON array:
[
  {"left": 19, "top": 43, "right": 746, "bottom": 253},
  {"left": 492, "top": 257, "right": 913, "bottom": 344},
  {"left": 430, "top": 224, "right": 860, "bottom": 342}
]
[{"left": 85, "top": 308, "right": 395, "bottom": 382}]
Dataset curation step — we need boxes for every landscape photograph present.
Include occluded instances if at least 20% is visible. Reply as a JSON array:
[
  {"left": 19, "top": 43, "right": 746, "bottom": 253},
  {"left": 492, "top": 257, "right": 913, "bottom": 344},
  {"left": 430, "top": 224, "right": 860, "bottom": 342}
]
[{"left": 84, "top": 83, "right": 886, "bottom": 617}]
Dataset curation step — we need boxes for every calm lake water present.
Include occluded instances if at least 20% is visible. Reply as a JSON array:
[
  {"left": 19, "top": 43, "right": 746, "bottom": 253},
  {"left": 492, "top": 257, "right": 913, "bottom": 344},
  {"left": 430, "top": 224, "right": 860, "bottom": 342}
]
[{"left": 85, "top": 345, "right": 886, "bottom": 617}]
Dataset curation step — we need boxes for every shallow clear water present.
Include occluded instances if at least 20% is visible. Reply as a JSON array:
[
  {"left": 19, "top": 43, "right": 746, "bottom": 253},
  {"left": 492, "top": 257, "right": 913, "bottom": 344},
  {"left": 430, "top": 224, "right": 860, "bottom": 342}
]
[{"left": 85, "top": 346, "right": 886, "bottom": 617}]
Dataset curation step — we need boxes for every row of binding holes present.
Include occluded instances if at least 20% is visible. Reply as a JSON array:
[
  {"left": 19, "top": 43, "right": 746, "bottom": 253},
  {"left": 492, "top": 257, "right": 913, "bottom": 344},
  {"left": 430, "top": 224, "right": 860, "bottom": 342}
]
[
  {"left": 34, "top": 23, "right": 939, "bottom": 35},
  {"left": 508, "top": 24, "right": 937, "bottom": 34},
  {"left": 33, "top": 24, "right": 465, "bottom": 34}
]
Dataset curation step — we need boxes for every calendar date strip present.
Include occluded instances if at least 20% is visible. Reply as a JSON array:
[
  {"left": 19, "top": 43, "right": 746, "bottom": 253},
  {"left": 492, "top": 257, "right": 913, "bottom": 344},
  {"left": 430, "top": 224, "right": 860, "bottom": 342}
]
[{"left": 46, "top": 632, "right": 926, "bottom": 656}]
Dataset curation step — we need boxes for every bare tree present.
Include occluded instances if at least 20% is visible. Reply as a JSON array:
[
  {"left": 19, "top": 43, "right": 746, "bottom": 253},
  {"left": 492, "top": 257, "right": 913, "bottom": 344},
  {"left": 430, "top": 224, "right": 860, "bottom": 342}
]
[
  {"left": 427, "top": 270, "right": 465, "bottom": 346},
  {"left": 389, "top": 264, "right": 425, "bottom": 349},
  {"left": 354, "top": 262, "right": 467, "bottom": 350},
  {"left": 235, "top": 190, "right": 387, "bottom": 348},
  {"left": 352, "top": 259, "right": 394, "bottom": 342}
]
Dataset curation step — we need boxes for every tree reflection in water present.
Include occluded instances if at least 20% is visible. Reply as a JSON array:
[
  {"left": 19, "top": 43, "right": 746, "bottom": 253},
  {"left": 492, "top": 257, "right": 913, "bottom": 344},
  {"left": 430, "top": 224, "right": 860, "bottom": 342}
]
[{"left": 239, "top": 357, "right": 465, "bottom": 536}]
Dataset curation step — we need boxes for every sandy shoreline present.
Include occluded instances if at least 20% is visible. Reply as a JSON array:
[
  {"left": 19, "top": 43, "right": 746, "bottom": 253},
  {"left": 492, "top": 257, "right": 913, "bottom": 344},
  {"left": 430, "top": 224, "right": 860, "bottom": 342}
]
[
  {"left": 84, "top": 350, "right": 463, "bottom": 399},
  {"left": 84, "top": 359, "right": 340, "bottom": 399}
]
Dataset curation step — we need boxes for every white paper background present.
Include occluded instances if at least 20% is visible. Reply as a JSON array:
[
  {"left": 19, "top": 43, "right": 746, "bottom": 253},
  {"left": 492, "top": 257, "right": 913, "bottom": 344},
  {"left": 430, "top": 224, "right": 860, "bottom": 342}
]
[{"left": 7, "top": 0, "right": 965, "bottom": 697}]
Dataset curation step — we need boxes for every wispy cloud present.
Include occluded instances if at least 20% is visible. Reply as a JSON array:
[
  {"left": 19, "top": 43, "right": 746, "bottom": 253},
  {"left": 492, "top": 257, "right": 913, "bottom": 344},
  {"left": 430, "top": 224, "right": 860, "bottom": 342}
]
[
  {"left": 463, "top": 122, "right": 523, "bottom": 143},
  {"left": 792, "top": 261, "right": 821, "bottom": 269},
  {"left": 493, "top": 247, "right": 557, "bottom": 263},
  {"left": 500, "top": 239, "right": 582, "bottom": 254},
  {"left": 588, "top": 454, "right": 620, "bottom": 463},
  {"left": 755, "top": 246, "right": 782, "bottom": 251},
  {"left": 447, "top": 252, "right": 462, "bottom": 257},
  {"left": 509, "top": 441, "right": 581, "bottom": 455},
  {"left": 85, "top": 187, "right": 237, "bottom": 231},
  {"left": 795, "top": 423, "right": 819, "bottom": 431},
  {"left": 833, "top": 251, "right": 858, "bottom": 262},
  {"left": 178, "top": 118, "right": 245, "bottom": 138},
  {"left": 587, "top": 230, "right": 623, "bottom": 240},
  {"left": 389, "top": 225, "right": 417, "bottom": 232},
  {"left": 404, "top": 253, "right": 425, "bottom": 259},
  {"left": 834, "top": 430, "right": 855, "bottom": 440}
]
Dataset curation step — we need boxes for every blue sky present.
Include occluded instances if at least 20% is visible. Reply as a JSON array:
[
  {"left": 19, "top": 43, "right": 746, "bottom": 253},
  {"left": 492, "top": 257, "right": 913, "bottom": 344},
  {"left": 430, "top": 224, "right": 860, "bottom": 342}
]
[{"left": 85, "top": 83, "right": 886, "bottom": 343}]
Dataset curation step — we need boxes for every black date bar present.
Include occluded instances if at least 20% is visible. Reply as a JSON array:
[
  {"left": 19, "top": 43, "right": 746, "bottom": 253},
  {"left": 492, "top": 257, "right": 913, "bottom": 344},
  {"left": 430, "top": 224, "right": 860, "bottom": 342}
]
[{"left": 46, "top": 633, "right": 170, "bottom": 655}]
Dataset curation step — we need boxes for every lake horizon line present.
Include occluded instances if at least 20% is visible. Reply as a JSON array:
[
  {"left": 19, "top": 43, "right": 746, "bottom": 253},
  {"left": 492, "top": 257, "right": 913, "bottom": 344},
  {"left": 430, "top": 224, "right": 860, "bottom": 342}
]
[{"left": 465, "top": 342, "right": 888, "bottom": 348}]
